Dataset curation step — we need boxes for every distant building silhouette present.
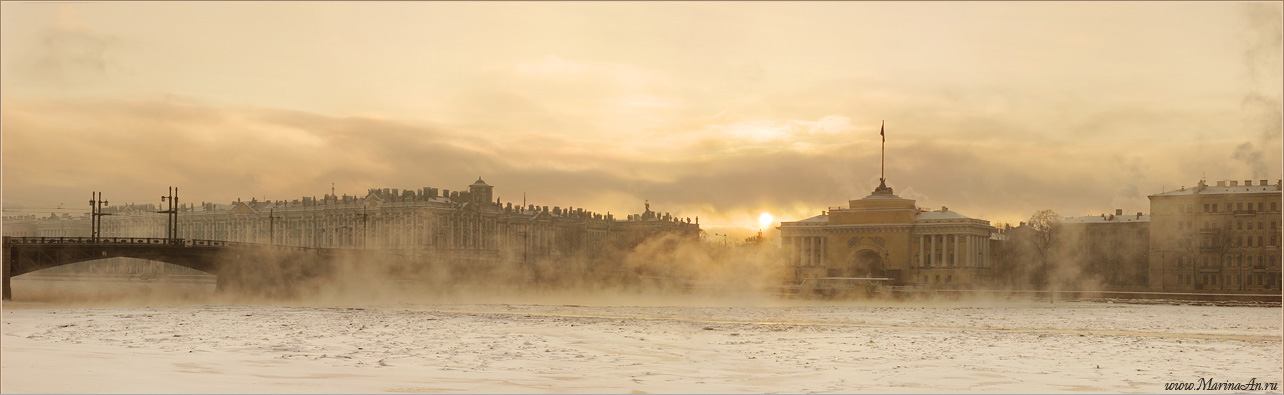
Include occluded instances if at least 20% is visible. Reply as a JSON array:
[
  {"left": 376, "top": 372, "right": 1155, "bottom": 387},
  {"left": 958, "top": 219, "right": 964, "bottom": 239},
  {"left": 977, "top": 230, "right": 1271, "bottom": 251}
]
[
  {"left": 1, "top": 213, "right": 90, "bottom": 238},
  {"left": 97, "top": 178, "right": 698, "bottom": 269},
  {"left": 1060, "top": 210, "right": 1150, "bottom": 290}
]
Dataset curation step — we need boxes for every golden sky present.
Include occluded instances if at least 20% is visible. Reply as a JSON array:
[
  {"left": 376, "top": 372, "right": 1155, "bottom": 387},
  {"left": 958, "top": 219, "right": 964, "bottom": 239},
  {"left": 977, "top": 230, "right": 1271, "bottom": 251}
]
[{"left": 2, "top": 2, "right": 1281, "bottom": 234}]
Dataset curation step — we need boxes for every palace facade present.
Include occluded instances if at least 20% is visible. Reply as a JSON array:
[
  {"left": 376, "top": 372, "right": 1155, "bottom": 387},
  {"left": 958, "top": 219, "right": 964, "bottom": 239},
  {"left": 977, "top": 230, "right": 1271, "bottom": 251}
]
[
  {"left": 99, "top": 178, "right": 699, "bottom": 267},
  {"left": 778, "top": 180, "right": 996, "bottom": 287}
]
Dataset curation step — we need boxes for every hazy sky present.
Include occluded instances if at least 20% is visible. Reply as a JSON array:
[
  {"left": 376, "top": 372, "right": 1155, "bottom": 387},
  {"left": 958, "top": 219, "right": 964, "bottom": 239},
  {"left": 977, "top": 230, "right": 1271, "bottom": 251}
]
[{"left": 2, "top": 2, "right": 1281, "bottom": 234}]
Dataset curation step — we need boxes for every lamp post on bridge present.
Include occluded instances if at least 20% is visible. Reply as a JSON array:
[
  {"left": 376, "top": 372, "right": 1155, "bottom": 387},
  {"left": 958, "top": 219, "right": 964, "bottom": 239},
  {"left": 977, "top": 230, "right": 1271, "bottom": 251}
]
[
  {"left": 157, "top": 187, "right": 179, "bottom": 241},
  {"left": 89, "top": 192, "right": 111, "bottom": 241},
  {"left": 268, "top": 208, "right": 283, "bottom": 246},
  {"left": 358, "top": 206, "right": 369, "bottom": 249}
]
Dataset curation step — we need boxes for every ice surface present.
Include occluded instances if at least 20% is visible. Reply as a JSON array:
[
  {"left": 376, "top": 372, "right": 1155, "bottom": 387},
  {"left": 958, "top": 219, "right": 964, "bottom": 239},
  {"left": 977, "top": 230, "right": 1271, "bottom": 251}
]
[{"left": 3, "top": 299, "right": 1281, "bottom": 393}]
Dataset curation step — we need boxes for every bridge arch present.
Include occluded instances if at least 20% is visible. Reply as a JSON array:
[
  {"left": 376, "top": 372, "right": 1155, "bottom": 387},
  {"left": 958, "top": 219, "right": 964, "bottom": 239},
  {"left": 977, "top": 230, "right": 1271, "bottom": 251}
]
[
  {"left": 5, "top": 244, "right": 223, "bottom": 278},
  {"left": 15, "top": 257, "right": 215, "bottom": 278},
  {"left": 4, "top": 236, "right": 347, "bottom": 300}
]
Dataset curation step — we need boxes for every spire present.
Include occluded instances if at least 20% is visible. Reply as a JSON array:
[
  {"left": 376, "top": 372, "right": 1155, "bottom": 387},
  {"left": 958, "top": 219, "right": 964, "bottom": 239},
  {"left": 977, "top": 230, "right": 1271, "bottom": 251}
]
[
  {"left": 880, "top": 120, "right": 885, "bottom": 182},
  {"left": 873, "top": 120, "right": 894, "bottom": 196}
]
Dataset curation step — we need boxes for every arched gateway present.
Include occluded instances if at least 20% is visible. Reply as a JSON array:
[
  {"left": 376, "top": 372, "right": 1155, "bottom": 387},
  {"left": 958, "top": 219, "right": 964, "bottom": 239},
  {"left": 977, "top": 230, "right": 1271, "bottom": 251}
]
[{"left": 840, "top": 249, "right": 886, "bottom": 278}]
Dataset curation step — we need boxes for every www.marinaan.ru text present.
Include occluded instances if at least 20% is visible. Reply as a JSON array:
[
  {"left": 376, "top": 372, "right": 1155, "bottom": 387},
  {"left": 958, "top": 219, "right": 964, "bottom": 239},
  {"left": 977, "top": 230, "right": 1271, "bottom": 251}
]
[{"left": 1165, "top": 378, "right": 1279, "bottom": 391}]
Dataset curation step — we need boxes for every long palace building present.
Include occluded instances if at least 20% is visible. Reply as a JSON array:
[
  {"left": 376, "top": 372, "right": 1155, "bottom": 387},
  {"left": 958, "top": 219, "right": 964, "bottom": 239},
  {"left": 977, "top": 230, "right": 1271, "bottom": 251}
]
[{"left": 98, "top": 178, "right": 699, "bottom": 265}]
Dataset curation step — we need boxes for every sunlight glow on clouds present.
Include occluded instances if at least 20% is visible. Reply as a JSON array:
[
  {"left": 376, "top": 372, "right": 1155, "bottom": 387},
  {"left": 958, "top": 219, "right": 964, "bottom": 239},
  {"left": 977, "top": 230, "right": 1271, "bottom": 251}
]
[{"left": 1, "top": 2, "right": 1280, "bottom": 234}]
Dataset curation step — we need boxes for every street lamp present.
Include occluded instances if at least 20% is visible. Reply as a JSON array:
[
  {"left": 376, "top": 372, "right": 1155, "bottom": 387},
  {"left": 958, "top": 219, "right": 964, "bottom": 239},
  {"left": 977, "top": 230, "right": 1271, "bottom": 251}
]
[
  {"left": 157, "top": 187, "right": 179, "bottom": 241},
  {"left": 89, "top": 191, "right": 111, "bottom": 240},
  {"left": 267, "top": 208, "right": 283, "bottom": 245}
]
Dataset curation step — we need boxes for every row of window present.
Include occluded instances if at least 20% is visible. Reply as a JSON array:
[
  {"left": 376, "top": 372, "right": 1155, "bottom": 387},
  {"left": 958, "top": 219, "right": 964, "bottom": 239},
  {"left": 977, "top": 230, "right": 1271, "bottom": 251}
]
[
  {"left": 1192, "top": 201, "right": 1279, "bottom": 214},
  {"left": 1178, "top": 273, "right": 1277, "bottom": 288},
  {"left": 922, "top": 274, "right": 953, "bottom": 283},
  {"left": 1179, "top": 220, "right": 1281, "bottom": 231},
  {"left": 1201, "top": 234, "right": 1280, "bottom": 248},
  {"left": 1181, "top": 254, "right": 1281, "bottom": 268},
  {"left": 1193, "top": 220, "right": 1281, "bottom": 231},
  {"left": 1237, "top": 235, "right": 1276, "bottom": 248}
]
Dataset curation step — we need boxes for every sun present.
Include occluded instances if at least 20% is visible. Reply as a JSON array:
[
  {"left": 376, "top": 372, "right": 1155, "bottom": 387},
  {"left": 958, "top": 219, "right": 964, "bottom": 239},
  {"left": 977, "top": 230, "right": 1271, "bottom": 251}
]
[{"left": 758, "top": 212, "right": 774, "bottom": 229}]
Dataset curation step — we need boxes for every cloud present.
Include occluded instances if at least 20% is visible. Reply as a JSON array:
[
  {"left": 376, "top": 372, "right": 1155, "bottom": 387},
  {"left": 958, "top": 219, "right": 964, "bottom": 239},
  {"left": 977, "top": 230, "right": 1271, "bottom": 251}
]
[
  {"left": 12, "top": 5, "right": 119, "bottom": 86},
  {"left": 516, "top": 55, "right": 663, "bottom": 90},
  {"left": 1241, "top": 3, "right": 1283, "bottom": 86},
  {"left": 5, "top": 93, "right": 1279, "bottom": 231},
  {"left": 699, "top": 115, "right": 857, "bottom": 145},
  {"left": 2, "top": 4, "right": 1281, "bottom": 230}
]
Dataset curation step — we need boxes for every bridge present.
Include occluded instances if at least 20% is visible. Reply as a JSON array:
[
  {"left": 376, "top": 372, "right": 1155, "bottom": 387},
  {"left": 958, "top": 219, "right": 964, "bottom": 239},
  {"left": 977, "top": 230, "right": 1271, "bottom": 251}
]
[{"left": 2, "top": 236, "right": 353, "bottom": 300}]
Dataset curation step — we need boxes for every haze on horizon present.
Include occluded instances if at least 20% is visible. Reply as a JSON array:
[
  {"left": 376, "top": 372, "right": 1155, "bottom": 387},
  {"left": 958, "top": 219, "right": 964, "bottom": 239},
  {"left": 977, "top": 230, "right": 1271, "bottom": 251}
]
[{"left": 2, "top": 2, "right": 1281, "bottom": 236}]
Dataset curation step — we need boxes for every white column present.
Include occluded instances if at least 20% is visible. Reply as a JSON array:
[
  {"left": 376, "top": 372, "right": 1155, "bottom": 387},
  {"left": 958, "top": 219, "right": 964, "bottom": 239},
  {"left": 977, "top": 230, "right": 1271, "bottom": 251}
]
[
  {"left": 809, "top": 237, "right": 817, "bottom": 267},
  {"left": 930, "top": 235, "right": 936, "bottom": 267},
  {"left": 981, "top": 236, "right": 989, "bottom": 267},
  {"left": 975, "top": 235, "right": 981, "bottom": 267},
  {"left": 819, "top": 237, "right": 825, "bottom": 267},
  {"left": 939, "top": 234, "right": 945, "bottom": 267},
  {"left": 919, "top": 236, "right": 925, "bottom": 267},
  {"left": 965, "top": 234, "right": 975, "bottom": 268},
  {"left": 797, "top": 237, "right": 803, "bottom": 266},
  {"left": 956, "top": 235, "right": 963, "bottom": 267},
  {"left": 967, "top": 235, "right": 974, "bottom": 267},
  {"left": 804, "top": 237, "right": 811, "bottom": 267},
  {"left": 948, "top": 234, "right": 954, "bottom": 267},
  {"left": 789, "top": 237, "right": 798, "bottom": 266},
  {"left": 795, "top": 237, "right": 801, "bottom": 266},
  {"left": 945, "top": 234, "right": 950, "bottom": 266},
  {"left": 798, "top": 237, "right": 805, "bottom": 267}
]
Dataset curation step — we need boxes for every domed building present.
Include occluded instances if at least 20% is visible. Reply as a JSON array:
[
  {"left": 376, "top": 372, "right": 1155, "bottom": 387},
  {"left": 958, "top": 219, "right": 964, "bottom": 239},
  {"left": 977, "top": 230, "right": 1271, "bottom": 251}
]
[{"left": 778, "top": 179, "right": 996, "bottom": 288}]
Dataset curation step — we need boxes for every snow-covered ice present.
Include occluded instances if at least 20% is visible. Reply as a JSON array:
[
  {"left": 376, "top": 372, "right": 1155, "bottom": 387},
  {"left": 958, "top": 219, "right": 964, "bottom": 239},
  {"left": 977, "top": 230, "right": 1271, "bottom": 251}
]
[{"left": 3, "top": 292, "right": 1281, "bottom": 393}]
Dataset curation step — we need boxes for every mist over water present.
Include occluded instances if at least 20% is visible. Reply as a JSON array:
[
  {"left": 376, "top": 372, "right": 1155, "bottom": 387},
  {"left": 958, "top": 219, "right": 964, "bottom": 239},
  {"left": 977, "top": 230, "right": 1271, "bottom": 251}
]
[{"left": 7, "top": 235, "right": 1060, "bottom": 310}]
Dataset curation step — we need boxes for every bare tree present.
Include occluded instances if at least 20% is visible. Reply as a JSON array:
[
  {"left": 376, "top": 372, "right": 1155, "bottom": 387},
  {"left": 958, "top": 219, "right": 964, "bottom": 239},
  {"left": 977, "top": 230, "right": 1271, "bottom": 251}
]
[
  {"left": 1177, "top": 228, "right": 1201, "bottom": 290},
  {"left": 1028, "top": 209, "right": 1061, "bottom": 290},
  {"left": 1206, "top": 223, "right": 1234, "bottom": 291}
]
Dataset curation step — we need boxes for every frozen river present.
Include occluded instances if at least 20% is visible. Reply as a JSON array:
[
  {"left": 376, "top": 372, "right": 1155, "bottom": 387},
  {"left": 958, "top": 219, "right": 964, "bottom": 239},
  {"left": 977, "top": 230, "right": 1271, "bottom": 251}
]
[{"left": 3, "top": 293, "right": 1281, "bottom": 393}]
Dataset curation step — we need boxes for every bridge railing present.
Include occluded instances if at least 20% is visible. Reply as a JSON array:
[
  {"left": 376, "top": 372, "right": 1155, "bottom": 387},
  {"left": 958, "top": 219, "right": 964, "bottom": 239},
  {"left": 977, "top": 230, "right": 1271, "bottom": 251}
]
[
  {"left": 2, "top": 236, "right": 328, "bottom": 253},
  {"left": 3, "top": 236, "right": 183, "bottom": 246}
]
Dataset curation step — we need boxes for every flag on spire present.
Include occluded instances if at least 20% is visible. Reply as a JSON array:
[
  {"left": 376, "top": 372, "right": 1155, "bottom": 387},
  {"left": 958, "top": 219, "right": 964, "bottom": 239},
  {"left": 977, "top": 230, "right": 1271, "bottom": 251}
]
[{"left": 880, "top": 120, "right": 885, "bottom": 142}]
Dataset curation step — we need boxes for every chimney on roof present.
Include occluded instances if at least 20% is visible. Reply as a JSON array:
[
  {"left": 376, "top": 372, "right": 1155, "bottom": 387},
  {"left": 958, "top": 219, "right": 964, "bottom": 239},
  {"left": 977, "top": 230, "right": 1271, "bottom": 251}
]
[
  {"left": 1246, "top": 180, "right": 1254, "bottom": 186},
  {"left": 1230, "top": 180, "right": 1239, "bottom": 187},
  {"left": 1115, "top": 208, "right": 1123, "bottom": 216},
  {"left": 1217, "top": 181, "right": 1226, "bottom": 187},
  {"left": 1261, "top": 180, "right": 1268, "bottom": 186},
  {"left": 1137, "top": 212, "right": 1142, "bottom": 219},
  {"left": 941, "top": 206, "right": 948, "bottom": 212}
]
